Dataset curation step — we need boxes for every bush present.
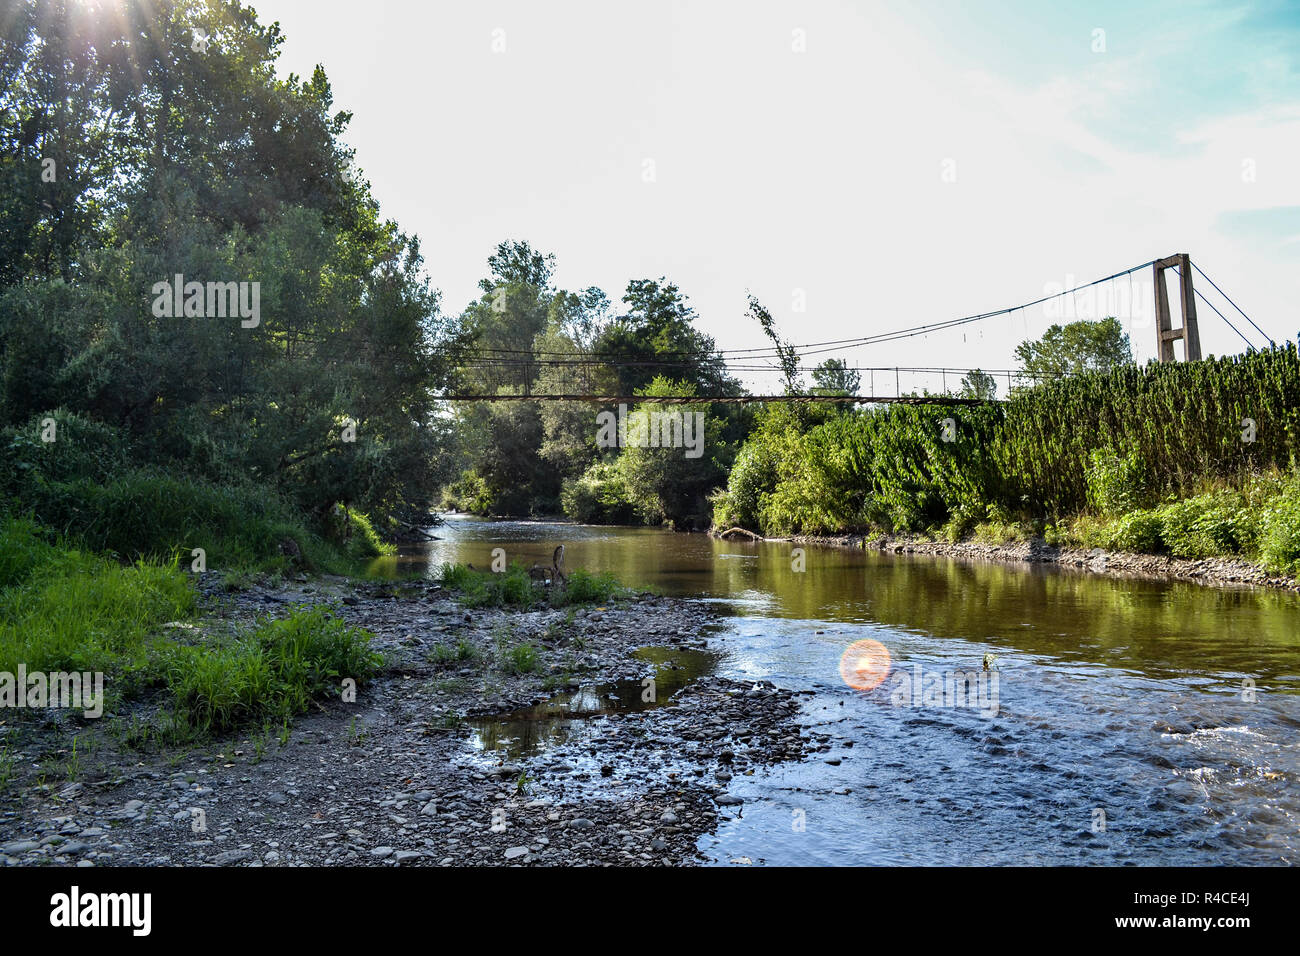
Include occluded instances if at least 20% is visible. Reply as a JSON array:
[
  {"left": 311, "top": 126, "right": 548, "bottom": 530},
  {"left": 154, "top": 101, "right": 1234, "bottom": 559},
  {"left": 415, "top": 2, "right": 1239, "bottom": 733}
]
[
  {"left": 443, "top": 470, "right": 494, "bottom": 515},
  {"left": 1085, "top": 447, "right": 1149, "bottom": 515},
  {"left": 561, "top": 460, "right": 635, "bottom": 524},
  {"left": 438, "top": 562, "right": 535, "bottom": 607},
  {"left": 555, "top": 568, "right": 621, "bottom": 606},
  {"left": 0, "top": 516, "right": 57, "bottom": 589},
  {"left": 1260, "top": 485, "right": 1300, "bottom": 574},
  {"left": 1156, "top": 493, "right": 1254, "bottom": 559},
  {"left": 1107, "top": 510, "right": 1164, "bottom": 554},
  {"left": 0, "top": 410, "right": 129, "bottom": 494},
  {"left": 6, "top": 466, "right": 373, "bottom": 574}
]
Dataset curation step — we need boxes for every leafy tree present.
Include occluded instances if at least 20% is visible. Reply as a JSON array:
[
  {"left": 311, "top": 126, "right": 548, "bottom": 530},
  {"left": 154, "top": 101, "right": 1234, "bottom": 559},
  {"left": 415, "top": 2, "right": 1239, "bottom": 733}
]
[
  {"left": 614, "top": 377, "right": 730, "bottom": 528},
  {"left": 535, "top": 288, "right": 614, "bottom": 479},
  {"left": 958, "top": 368, "right": 998, "bottom": 400},
  {"left": 457, "top": 239, "right": 555, "bottom": 395},
  {"left": 596, "top": 279, "right": 740, "bottom": 398},
  {"left": 811, "top": 358, "right": 860, "bottom": 397},
  {"left": 1014, "top": 317, "right": 1133, "bottom": 380},
  {"left": 0, "top": 0, "right": 462, "bottom": 534}
]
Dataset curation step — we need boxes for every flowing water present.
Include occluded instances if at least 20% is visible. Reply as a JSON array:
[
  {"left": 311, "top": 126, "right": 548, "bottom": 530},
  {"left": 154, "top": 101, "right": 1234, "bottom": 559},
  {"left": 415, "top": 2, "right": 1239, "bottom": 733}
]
[{"left": 371, "top": 515, "right": 1300, "bottom": 865}]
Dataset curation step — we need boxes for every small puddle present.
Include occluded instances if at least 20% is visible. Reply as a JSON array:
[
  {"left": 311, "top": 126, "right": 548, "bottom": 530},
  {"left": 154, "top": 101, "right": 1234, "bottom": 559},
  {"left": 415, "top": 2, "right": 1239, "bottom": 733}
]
[{"left": 467, "top": 646, "right": 717, "bottom": 759}]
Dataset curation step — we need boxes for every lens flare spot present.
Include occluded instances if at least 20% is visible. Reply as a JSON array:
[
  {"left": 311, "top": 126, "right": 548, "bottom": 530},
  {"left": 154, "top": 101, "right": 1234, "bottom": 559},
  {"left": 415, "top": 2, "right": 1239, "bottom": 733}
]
[{"left": 839, "top": 639, "right": 891, "bottom": 691}]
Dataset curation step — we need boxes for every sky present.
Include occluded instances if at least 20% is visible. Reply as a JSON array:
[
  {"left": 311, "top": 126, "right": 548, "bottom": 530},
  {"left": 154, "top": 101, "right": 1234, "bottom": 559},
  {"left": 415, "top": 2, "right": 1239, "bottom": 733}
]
[{"left": 252, "top": 0, "right": 1299, "bottom": 395}]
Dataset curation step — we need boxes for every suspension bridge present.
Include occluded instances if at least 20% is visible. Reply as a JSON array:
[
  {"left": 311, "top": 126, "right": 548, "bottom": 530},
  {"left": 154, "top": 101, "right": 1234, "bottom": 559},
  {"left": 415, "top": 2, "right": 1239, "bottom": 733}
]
[{"left": 441, "top": 253, "right": 1273, "bottom": 404}]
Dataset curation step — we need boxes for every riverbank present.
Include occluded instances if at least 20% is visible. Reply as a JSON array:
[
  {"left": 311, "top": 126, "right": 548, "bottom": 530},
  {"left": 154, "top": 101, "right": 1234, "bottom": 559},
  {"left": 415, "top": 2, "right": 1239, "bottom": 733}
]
[
  {"left": 0, "top": 573, "right": 818, "bottom": 867},
  {"left": 786, "top": 532, "right": 1300, "bottom": 592}
]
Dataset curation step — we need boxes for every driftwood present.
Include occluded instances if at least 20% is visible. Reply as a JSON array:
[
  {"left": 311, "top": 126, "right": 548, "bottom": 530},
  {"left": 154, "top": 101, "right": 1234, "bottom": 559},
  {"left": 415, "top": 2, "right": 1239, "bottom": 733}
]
[
  {"left": 392, "top": 517, "right": 441, "bottom": 541},
  {"left": 715, "top": 527, "right": 762, "bottom": 541},
  {"left": 528, "top": 545, "right": 567, "bottom": 586}
]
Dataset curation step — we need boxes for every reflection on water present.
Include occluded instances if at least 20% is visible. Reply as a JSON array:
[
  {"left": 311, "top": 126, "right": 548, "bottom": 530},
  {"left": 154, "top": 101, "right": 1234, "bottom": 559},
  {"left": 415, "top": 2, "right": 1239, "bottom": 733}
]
[
  {"left": 381, "top": 516, "right": 1300, "bottom": 694},
  {"left": 386, "top": 516, "right": 1300, "bottom": 864},
  {"left": 467, "top": 647, "right": 717, "bottom": 760}
]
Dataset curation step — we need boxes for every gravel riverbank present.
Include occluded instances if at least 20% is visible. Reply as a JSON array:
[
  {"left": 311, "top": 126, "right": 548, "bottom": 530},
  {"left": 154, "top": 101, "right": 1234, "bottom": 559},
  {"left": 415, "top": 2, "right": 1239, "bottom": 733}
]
[
  {"left": 0, "top": 576, "right": 821, "bottom": 867},
  {"left": 785, "top": 533, "right": 1300, "bottom": 592}
]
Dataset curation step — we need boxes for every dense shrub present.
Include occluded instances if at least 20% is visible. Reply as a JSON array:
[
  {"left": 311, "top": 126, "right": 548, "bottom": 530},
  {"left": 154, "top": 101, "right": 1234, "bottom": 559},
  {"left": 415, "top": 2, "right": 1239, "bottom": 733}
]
[
  {"left": 1085, "top": 447, "right": 1150, "bottom": 515},
  {"left": 560, "top": 460, "right": 635, "bottom": 524},
  {"left": 715, "top": 346, "right": 1300, "bottom": 572},
  {"left": 1106, "top": 510, "right": 1164, "bottom": 554}
]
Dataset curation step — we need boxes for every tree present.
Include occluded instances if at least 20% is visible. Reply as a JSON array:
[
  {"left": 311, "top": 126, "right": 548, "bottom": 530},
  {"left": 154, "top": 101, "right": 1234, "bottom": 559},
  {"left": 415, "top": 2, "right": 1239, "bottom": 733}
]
[
  {"left": 614, "top": 376, "right": 730, "bottom": 529},
  {"left": 596, "top": 279, "right": 740, "bottom": 398},
  {"left": 0, "top": 0, "right": 462, "bottom": 531},
  {"left": 746, "top": 293, "right": 802, "bottom": 394},
  {"left": 958, "top": 368, "right": 997, "bottom": 400},
  {"left": 811, "top": 358, "right": 860, "bottom": 397},
  {"left": 1014, "top": 317, "right": 1133, "bottom": 380},
  {"left": 535, "top": 288, "right": 615, "bottom": 480},
  {"left": 457, "top": 239, "right": 556, "bottom": 395}
]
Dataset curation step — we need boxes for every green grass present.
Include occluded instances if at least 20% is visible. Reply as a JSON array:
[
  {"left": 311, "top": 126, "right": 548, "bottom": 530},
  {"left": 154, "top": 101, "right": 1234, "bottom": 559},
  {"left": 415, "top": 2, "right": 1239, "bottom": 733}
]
[
  {"left": 428, "top": 636, "right": 480, "bottom": 666},
  {"left": 502, "top": 642, "right": 539, "bottom": 675},
  {"left": 0, "top": 517, "right": 382, "bottom": 739},
  {"left": 168, "top": 605, "right": 382, "bottom": 735},
  {"left": 5, "top": 461, "right": 389, "bottom": 577},
  {"left": 0, "top": 518, "right": 196, "bottom": 685},
  {"left": 438, "top": 561, "right": 630, "bottom": 608}
]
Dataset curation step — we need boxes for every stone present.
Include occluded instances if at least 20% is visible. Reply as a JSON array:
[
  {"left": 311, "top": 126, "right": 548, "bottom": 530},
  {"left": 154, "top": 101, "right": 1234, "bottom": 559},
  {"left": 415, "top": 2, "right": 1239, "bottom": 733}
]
[{"left": 211, "top": 849, "right": 253, "bottom": 865}]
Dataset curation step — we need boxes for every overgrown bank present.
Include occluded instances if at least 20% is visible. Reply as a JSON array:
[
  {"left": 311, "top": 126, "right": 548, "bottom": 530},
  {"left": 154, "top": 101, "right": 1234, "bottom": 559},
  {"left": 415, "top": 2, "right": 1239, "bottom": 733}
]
[{"left": 712, "top": 346, "right": 1300, "bottom": 578}]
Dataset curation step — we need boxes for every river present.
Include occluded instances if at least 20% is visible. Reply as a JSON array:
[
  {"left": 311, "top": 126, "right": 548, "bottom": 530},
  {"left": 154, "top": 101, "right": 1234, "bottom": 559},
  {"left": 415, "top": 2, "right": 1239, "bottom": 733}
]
[{"left": 369, "top": 515, "right": 1300, "bottom": 865}]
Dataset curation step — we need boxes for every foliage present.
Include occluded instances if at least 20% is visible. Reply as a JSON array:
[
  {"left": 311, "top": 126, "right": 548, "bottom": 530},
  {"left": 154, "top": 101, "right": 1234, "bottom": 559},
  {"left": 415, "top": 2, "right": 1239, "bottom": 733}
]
[
  {"left": 438, "top": 562, "right": 628, "bottom": 607},
  {"left": 715, "top": 345, "right": 1300, "bottom": 577},
  {"left": 995, "top": 346, "right": 1300, "bottom": 516},
  {"left": 169, "top": 605, "right": 380, "bottom": 734},
  {"left": 1084, "top": 447, "right": 1150, "bottom": 515},
  {"left": 560, "top": 460, "right": 635, "bottom": 524},
  {"left": 958, "top": 369, "right": 998, "bottom": 400},
  {"left": 811, "top": 359, "right": 861, "bottom": 398},
  {"left": 0, "top": 0, "right": 459, "bottom": 546},
  {"left": 1013, "top": 317, "right": 1133, "bottom": 380},
  {"left": 612, "top": 377, "right": 732, "bottom": 528}
]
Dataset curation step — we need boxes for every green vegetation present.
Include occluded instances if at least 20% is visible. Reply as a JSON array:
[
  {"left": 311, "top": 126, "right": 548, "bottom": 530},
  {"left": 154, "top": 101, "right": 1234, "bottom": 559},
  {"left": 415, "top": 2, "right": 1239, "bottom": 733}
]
[
  {"left": 2, "top": 0, "right": 455, "bottom": 572},
  {"left": 0, "top": 517, "right": 380, "bottom": 737},
  {"left": 445, "top": 249, "right": 753, "bottom": 525},
  {"left": 502, "top": 642, "right": 539, "bottom": 675},
  {"left": 438, "top": 561, "right": 626, "bottom": 608},
  {"left": 169, "top": 605, "right": 381, "bottom": 734},
  {"left": 714, "top": 345, "right": 1300, "bottom": 575},
  {"left": 1013, "top": 316, "right": 1133, "bottom": 379},
  {"left": 428, "top": 636, "right": 480, "bottom": 666},
  {"left": 0, "top": 518, "right": 196, "bottom": 682}
]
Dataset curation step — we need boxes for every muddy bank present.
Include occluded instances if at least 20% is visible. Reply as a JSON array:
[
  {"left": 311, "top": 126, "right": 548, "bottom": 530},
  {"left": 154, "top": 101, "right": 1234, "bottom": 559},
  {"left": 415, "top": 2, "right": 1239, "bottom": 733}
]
[
  {"left": 786, "top": 532, "right": 1300, "bottom": 592},
  {"left": 0, "top": 576, "right": 819, "bottom": 867}
]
